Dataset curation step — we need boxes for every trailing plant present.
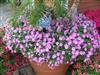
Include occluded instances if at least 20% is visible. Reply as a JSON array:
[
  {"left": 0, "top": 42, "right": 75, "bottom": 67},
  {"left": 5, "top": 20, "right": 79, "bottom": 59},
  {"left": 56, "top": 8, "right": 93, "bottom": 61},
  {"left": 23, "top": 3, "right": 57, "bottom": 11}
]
[
  {"left": 0, "top": 32, "right": 28, "bottom": 75},
  {"left": 72, "top": 50, "right": 100, "bottom": 75},
  {"left": 0, "top": 44, "right": 28, "bottom": 75}
]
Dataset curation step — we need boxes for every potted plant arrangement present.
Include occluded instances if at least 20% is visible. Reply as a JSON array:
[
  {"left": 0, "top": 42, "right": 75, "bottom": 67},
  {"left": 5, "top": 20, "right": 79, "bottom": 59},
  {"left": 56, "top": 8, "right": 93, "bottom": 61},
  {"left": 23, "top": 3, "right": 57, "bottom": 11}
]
[
  {"left": 3, "top": 13, "right": 100, "bottom": 75},
  {"left": 3, "top": 0, "right": 100, "bottom": 75},
  {"left": 3, "top": 17, "right": 72, "bottom": 75}
]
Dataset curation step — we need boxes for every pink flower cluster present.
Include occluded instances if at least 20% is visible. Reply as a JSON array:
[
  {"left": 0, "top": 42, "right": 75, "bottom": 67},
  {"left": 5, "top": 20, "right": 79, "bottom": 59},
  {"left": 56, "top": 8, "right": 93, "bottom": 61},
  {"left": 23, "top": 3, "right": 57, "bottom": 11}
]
[
  {"left": 3, "top": 24, "right": 71, "bottom": 68},
  {"left": 3, "top": 14, "right": 100, "bottom": 68},
  {"left": 71, "top": 14, "right": 100, "bottom": 63}
]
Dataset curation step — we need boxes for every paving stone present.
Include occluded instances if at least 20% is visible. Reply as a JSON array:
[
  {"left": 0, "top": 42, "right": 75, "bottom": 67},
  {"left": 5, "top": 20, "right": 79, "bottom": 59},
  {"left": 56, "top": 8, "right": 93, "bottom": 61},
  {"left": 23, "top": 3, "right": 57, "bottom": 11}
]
[{"left": 13, "top": 64, "right": 35, "bottom": 75}]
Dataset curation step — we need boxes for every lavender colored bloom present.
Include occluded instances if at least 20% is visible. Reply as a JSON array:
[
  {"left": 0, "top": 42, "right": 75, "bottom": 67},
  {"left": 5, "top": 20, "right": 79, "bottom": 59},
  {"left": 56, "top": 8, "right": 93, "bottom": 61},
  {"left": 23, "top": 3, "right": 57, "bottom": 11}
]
[
  {"left": 25, "top": 35, "right": 30, "bottom": 40},
  {"left": 80, "top": 51, "right": 85, "bottom": 55},
  {"left": 56, "top": 26, "right": 62, "bottom": 33},
  {"left": 64, "top": 44, "right": 68, "bottom": 49},
  {"left": 36, "top": 43, "right": 40, "bottom": 46},
  {"left": 72, "top": 47, "right": 75, "bottom": 51},
  {"left": 52, "top": 54, "right": 56, "bottom": 59},
  {"left": 59, "top": 43, "right": 63, "bottom": 47},
  {"left": 57, "top": 57, "right": 60, "bottom": 61},
  {"left": 59, "top": 36, "right": 65, "bottom": 41},
  {"left": 45, "top": 44, "right": 51, "bottom": 49},
  {"left": 7, "top": 45, "right": 12, "bottom": 50},
  {"left": 45, "top": 48, "right": 49, "bottom": 52},
  {"left": 68, "top": 41, "right": 72, "bottom": 45},
  {"left": 20, "top": 45, "right": 24, "bottom": 49},
  {"left": 73, "top": 40, "right": 78, "bottom": 44},
  {"left": 84, "top": 58, "right": 90, "bottom": 63},
  {"left": 56, "top": 42, "right": 59, "bottom": 45},
  {"left": 64, "top": 30, "right": 69, "bottom": 35},
  {"left": 23, "top": 19, "right": 29, "bottom": 26},
  {"left": 57, "top": 52, "right": 60, "bottom": 56},
  {"left": 62, "top": 51, "right": 65, "bottom": 55},
  {"left": 72, "top": 33, "right": 77, "bottom": 37},
  {"left": 60, "top": 60, "right": 63, "bottom": 64}
]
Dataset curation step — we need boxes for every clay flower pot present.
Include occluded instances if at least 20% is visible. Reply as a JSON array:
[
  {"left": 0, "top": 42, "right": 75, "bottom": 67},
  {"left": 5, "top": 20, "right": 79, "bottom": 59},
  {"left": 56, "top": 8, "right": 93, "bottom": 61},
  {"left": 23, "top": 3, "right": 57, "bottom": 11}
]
[{"left": 30, "top": 61, "right": 70, "bottom": 75}]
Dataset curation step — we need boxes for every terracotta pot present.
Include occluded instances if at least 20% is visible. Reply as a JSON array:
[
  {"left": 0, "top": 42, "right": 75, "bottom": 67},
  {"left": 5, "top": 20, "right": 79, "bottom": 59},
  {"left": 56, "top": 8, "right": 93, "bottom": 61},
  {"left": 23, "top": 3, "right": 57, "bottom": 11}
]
[{"left": 30, "top": 61, "right": 70, "bottom": 75}]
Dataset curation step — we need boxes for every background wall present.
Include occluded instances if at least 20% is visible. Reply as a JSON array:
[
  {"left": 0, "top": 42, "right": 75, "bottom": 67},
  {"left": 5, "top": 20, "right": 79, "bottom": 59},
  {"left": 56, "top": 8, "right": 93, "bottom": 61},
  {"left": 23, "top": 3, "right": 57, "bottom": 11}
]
[{"left": 69, "top": 0, "right": 100, "bottom": 12}]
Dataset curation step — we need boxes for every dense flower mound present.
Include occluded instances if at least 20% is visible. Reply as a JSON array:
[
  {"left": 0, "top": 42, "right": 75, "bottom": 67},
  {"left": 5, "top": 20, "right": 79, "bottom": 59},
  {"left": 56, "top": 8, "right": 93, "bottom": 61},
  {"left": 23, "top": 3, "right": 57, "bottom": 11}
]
[
  {"left": 3, "top": 25, "right": 72, "bottom": 68},
  {"left": 3, "top": 14, "right": 100, "bottom": 68},
  {"left": 70, "top": 14, "right": 100, "bottom": 62}
]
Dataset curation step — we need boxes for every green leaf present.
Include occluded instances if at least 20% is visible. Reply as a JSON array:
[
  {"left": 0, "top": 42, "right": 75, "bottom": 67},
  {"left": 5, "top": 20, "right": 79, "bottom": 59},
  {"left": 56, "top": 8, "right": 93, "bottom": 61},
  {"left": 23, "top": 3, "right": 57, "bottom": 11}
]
[
  {"left": 86, "top": 67, "right": 100, "bottom": 75},
  {"left": 65, "top": 53, "right": 71, "bottom": 62},
  {"left": 52, "top": 59, "right": 55, "bottom": 64},
  {"left": 86, "top": 45, "right": 92, "bottom": 50},
  {"left": 77, "top": 26, "right": 84, "bottom": 35},
  {"left": 84, "top": 38, "right": 91, "bottom": 43},
  {"left": 0, "top": 32, "right": 3, "bottom": 39},
  {"left": 53, "top": 0, "right": 67, "bottom": 18},
  {"left": 0, "top": 47, "right": 4, "bottom": 55},
  {"left": 12, "top": 44, "right": 16, "bottom": 51},
  {"left": 74, "top": 70, "right": 78, "bottom": 75}
]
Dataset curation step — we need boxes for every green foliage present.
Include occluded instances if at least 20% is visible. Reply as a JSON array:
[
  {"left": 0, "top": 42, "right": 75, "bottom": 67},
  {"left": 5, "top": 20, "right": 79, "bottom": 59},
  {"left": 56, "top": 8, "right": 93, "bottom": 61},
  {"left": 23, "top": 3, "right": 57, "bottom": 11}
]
[
  {"left": 0, "top": 47, "right": 4, "bottom": 55},
  {"left": 53, "top": 0, "right": 67, "bottom": 18},
  {"left": 74, "top": 67, "right": 100, "bottom": 75},
  {"left": 8, "top": 0, "right": 33, "bottom": 28},
  {"left": 65, "top": 53, "right": 71, "bottom": 62},
  {"left": 9, "top": 18, "right": 19, "bottom": 28},
  {"left": 9, "top": 0, "right": 68, "bottom": 27},
  {"left": 0, "top": 60, "right": 6, "bottom": 75},
  {"left": 84, "top": 38, "right": 91, "bottom": 43},
  {"left": 8, "top": 0, "right": 32, "bottom": 17},
  {"left": 86, "top": 45, "right": 92, "bottom": 50},
  {"left": 0, "top": 32, "right": 3, "bottom": 39},
  {"left": 0, "top": 0, "right": 7, "bottom": 3},
  {"left": 7, "top": 0, "right": 15, "bottom": 6},
  {"left": 87, "top": 68, "right": 100, "bottom": 75},
  {"left": 74, "top": 70, "right": 78, "bottom": 75},
  {"left": 77, "top": 26, "right": 84, "bottom": 35},
  {"left": 27, "top": 0, "right": 68, "bottom": 26},
  {"left": 27, "top": 1, "right": 46, "bottom": 26}
]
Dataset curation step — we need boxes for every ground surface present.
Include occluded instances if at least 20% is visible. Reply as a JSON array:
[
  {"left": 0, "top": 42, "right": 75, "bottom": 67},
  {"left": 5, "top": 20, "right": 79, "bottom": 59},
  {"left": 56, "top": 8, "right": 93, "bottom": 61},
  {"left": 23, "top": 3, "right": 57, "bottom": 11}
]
[{"left": 0, "top": 4, "right": 15, "bottom": 27}]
